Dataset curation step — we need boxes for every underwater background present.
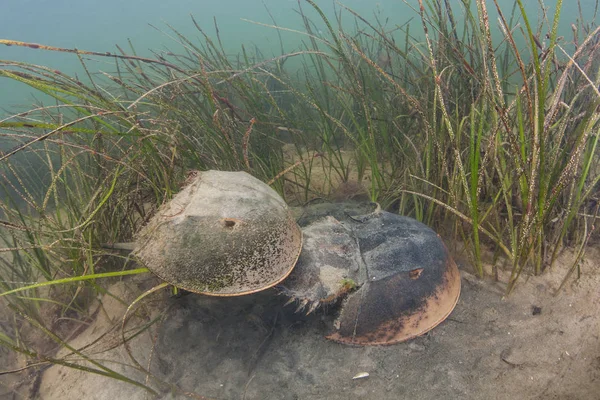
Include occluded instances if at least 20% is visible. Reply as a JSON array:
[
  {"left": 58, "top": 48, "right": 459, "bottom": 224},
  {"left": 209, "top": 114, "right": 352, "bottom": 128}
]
[
  {"left": 0, "top": 0, "right": 594, "bottom": 119},
  {"left": 1, "top": 3, "right": 600, "bottom": 397}
]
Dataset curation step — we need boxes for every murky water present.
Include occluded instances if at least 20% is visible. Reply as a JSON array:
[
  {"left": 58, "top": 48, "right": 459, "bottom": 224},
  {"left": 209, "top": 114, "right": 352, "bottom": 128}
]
[{"left": 1, "top": 0, "right": 596, "bottom": 118}]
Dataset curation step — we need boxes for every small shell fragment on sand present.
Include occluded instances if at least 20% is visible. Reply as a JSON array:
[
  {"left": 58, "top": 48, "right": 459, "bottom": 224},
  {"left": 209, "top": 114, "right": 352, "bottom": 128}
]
[{"left": 352, "top": 372, "right": 370, "bottom": 380}]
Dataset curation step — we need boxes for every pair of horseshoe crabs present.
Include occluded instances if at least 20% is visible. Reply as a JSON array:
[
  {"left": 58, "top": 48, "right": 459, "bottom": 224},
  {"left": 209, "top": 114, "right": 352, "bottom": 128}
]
[{"left": 132, "top": 170, "right": 461, "bottom": 345}]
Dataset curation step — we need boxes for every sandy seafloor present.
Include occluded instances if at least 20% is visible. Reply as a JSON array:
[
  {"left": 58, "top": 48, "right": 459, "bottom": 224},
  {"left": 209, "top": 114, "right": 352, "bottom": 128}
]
[{"left": 1, "top": 244, "right": 597, "bottom": 400}]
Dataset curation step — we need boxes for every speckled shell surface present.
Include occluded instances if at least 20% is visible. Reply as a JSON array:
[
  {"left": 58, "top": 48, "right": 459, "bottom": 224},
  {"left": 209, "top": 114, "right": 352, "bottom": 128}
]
[
  {"left": 134, "top": 170, "right": 302, "bottom": 296},
  {"left": 280, "top": 216, "right": 362, "bottom": 314}
]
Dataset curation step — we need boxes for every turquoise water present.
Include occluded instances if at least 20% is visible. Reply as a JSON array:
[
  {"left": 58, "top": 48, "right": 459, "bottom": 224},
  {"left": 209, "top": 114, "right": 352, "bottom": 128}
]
[
  {"left": 0, "top": 0, "right": 597, "bottom": 117},
  {"left": 0, "top": 0, "right": 402, "bottom": 115}
]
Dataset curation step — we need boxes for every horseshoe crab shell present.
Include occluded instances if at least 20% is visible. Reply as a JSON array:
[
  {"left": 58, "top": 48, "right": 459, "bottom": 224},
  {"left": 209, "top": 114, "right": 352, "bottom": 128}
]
[
  {"left": 282, "top": 202, "right": 461, "bottom": 345},
  {"left": 134, "top": 170, "right": 302, "bottom": 296}
]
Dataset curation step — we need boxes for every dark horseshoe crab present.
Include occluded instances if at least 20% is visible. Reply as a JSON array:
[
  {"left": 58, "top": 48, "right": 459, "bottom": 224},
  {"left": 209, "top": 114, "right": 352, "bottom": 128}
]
[
  {"left": 130, "top": 170, "right": 461, "bottom": 345},
  {"left": 283, "top": 201, "right": 461, "bottom": 345}
]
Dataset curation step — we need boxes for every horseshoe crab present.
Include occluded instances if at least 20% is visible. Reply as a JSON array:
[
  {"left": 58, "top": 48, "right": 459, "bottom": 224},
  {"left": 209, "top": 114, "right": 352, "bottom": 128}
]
[
  {"left": 133, "top": 170, "right": 302, "bottom": 296},
  {"left": 282, "top": 201, "right": 461, "bottom": 345},
  {"left": 131, "top": 170, "right": 461, "bottom": 345}
]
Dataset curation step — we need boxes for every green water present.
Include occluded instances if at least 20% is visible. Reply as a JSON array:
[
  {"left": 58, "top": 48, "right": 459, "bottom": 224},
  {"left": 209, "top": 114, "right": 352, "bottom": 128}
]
[{"left": 0, "top": 0, "right": 597, "bottom": 118}]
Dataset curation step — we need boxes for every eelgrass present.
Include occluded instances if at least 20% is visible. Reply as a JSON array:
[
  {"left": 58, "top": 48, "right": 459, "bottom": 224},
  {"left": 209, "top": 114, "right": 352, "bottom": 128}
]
[{"left": 0, "top": 0, "right": 599, "bottom": 396}]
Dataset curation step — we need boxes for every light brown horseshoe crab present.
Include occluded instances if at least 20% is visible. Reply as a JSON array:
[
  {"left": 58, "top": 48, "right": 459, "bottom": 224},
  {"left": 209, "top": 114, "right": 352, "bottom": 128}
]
[
  {"left": 131, "top": 170, "right": 461, "bottom": 345},
  {"left": 133, "top": 170, "right": 302, "bottom": 296}
]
